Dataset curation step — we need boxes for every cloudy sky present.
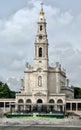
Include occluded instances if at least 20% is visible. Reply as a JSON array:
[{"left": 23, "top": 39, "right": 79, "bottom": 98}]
[{"left": 0, "top": 0, "right": 81, "bottom": 90}]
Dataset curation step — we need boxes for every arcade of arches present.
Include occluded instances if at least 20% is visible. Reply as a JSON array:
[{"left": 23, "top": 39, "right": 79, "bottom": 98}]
[
  {"left": 15, "top": 98, "right": 65, "bottom": 113},
  {"left": 0, "top": 98, "right": 81, "bottom": 113},
  {"left": 9, "top": 98, "right": 81, "bottom": 114}
]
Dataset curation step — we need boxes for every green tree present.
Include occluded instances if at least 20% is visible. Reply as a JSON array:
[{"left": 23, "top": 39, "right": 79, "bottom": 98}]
[
  {"left": 0, "top": 81, "right": 16, "bottom": 98},
  {"left": 74, "top": 87, "right": 81, "bottom": 99}
]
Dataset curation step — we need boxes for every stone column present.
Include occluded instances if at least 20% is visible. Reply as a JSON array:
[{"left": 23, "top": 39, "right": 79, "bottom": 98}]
[
  {"left": 46, "top": 105, "right": 49, "bottom": 112},
  {"left": 56, "top": 62, "right": 61, "bottom": 93},
  {"left": 64, "top": 104, "right": 66, "bottom": 114},
  {"left": 10, "top": 104, "right": 12, "bottom": 113},
  {"left": 62, "top": 105, "right": 64, "bottom": 112},
  {"left": 70, "top": 103, "right": 72, "bottom": 111},
  {"left": 31, "top": 104, "right": 33, "bottom": 112},
  {"left": 24, "top": 104, "right": 26, "bottom": 111},
  {"left": 76, "top": 103, "right": 78, "bottom": 111},
  {"left": 4, "top": 102, "right": 6, "bottom": 113},
  {"left": 56, "top": 72, "right": 59, "bottom": 93},
  {"left": 15, "top": 104, "right": 18, "bottom": 112},
  {"left": 54, "top": 104, "right": 58, "bottom": 111}
]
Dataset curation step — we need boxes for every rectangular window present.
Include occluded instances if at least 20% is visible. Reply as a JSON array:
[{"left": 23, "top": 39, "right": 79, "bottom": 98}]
[
  {"left": 5, "top": 102, "right": 9, "bottom": 107},
  {"left": 66, "top": 103, "right": 70, "bottom": 110},
  {"left": 72, "top": 103, "right": 76, "bottom": 110},
  {"left": 40, "top": 25, "right": 42, "bottom": 31},
  {"left": 78, "top": 103, "right": 81, "bottom": 110},
  {"left": 0, "top": 102, "right": 4, "bottom": 107}
]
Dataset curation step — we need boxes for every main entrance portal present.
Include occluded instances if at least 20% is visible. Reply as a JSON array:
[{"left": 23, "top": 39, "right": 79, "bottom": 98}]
[{"left": 37, "top": 99, "right": 43, "bottom": 112}]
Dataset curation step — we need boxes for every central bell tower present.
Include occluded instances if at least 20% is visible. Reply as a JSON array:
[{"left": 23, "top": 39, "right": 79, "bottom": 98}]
[{"left": 34, "top": 4, "right": 49, "bottom": 70}]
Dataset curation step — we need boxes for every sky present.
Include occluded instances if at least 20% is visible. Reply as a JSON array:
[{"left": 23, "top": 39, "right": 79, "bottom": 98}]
[{"left": 0, "top": 0, "right": 81, "bottom": 90}]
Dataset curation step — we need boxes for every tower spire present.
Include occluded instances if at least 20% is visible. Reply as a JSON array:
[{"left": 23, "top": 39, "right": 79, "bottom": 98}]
[
  {"left": 40, "top": 3, "right": 44, "bottom": 16},
  {"left": 41, "top": 3, "right": 43, "bottom": 11}
]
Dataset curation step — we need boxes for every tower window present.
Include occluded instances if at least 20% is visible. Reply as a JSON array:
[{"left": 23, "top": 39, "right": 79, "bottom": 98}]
[
  {"left": 40, "top": 25, "right": 42, "bottom": 31},
  {"left": 38, "top": 76, "right": 42, "bottom": 87},
  {"left": 39, "top": 47, "right": 42, "bottom": 57}
]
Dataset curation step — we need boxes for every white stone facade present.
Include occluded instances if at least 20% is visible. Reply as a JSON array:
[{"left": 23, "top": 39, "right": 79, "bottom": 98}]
[{"left": 15, "top": 6, "right": 74, "bottom": 112}]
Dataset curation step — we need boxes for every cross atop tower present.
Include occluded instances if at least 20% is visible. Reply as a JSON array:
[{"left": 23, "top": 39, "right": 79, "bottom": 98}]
[{"left": 41, "top": 3, "right": 43, "bottom": 11}]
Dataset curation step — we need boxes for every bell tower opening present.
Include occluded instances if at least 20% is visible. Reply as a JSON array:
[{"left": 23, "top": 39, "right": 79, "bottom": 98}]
[
  {"left": 39, "top": 47, "right": 42, "bottom": 57},
  {"left": 40, "top": 25, "right": 42, "bottom": 31}
]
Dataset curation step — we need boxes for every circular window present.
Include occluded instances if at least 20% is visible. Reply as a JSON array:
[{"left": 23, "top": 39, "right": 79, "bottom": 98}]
[{"left": 39, "top": 35, "right": 42, "bottom": 39}]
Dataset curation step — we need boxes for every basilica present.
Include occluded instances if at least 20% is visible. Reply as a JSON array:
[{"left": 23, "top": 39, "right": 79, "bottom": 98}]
[
  {"left": 14, "top": 5, "right": 74, "bottom": 113},
  {"left": 0, "top": 5, "right": 81, "bottom": 115}
]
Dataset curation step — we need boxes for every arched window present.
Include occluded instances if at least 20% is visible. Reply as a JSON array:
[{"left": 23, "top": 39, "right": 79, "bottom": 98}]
[
  {"left": 49, "top": 99, "right": 55, "bottom": 103},
  {"left": 39, "top": 47, "right": 42, "bottom": 57},
  {"left": 18, "top": 99, "right": 24, "bottom": 103},
  {"left": 38, "top": 76, "right": 42, "bottom": 87},
  {"left": 37, "top": 99, "right": 43, "bottom": 103},
  {"left": 57, "top": 99, "right": 63, "bottom": 104},
  {"left": 40, "top": 25, "right": 42, "bottom": 31},
  {"left": 26, "top": 99, "right": 32, "bottom": 103}
]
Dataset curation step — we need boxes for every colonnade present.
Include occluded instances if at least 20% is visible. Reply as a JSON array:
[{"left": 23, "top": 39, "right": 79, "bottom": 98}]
[
  {"left": 1, "top": 99, "right": 81, "bottom": 114},
  {"left": 10, "top": 103, "right": 65, "bottom": 114}
]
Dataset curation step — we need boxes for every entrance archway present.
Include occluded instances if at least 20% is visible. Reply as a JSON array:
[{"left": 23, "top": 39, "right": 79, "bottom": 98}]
[
  {"left": 18, "top": 99, "right": 24, "bottom": 112},
  {"left": 57, "top": 99, "right": 63, "bottom": 111},
  {"left": 26, "top": 99, "right": 32, "bottom": 112},
  {"left": 49, "top": 99, "right": 55, "bottom": 112},
  {"left": 37, "top": 99, "right": 43, "bottom": 112}
]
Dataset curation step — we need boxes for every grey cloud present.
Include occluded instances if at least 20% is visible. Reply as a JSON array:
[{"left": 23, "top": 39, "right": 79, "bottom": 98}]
[
  {"left": 44, "top": 0, "right": 81, "bottom": 15},
  {"left": 49, "top": 42, "right": 81, "bottom": 87},
  {"left": 0, "top": 0, "right": 28, "bottom": 18}
]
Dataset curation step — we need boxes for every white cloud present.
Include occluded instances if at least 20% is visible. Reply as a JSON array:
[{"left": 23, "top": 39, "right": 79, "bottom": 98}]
[{"left": 6, "top": 77, "right": 21, "bottom": 91}]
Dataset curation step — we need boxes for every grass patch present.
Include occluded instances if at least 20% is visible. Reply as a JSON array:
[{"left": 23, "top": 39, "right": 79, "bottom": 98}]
[{"left": 6, "top": 114, "right": 65, "bottom": 118}]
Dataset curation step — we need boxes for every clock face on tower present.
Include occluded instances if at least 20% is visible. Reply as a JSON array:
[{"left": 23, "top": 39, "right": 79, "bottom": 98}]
[{"left": 39, "top": 35, "right": 42, "bottom": 39}]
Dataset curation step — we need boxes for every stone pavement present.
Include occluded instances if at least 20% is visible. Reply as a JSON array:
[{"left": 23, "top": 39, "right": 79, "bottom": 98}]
[
  {"left": 0, "top": 116, "right": 81, "bottom": 126},
  {"left": 0, "top": 126, "right": 81, "bottom": 130},
  {"left": 0, "top": 116, "right": 81, "bottom": 130}
]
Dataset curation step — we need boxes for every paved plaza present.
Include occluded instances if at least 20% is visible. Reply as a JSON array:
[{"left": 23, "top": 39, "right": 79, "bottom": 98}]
[{"left": 0, "top": 116, "right": 81, "bottom": 126}]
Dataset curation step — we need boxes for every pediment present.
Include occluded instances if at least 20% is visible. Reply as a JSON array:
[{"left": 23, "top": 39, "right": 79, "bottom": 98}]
[{"left": 34, "top": 92, "right": 46, "bottom": 96}]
